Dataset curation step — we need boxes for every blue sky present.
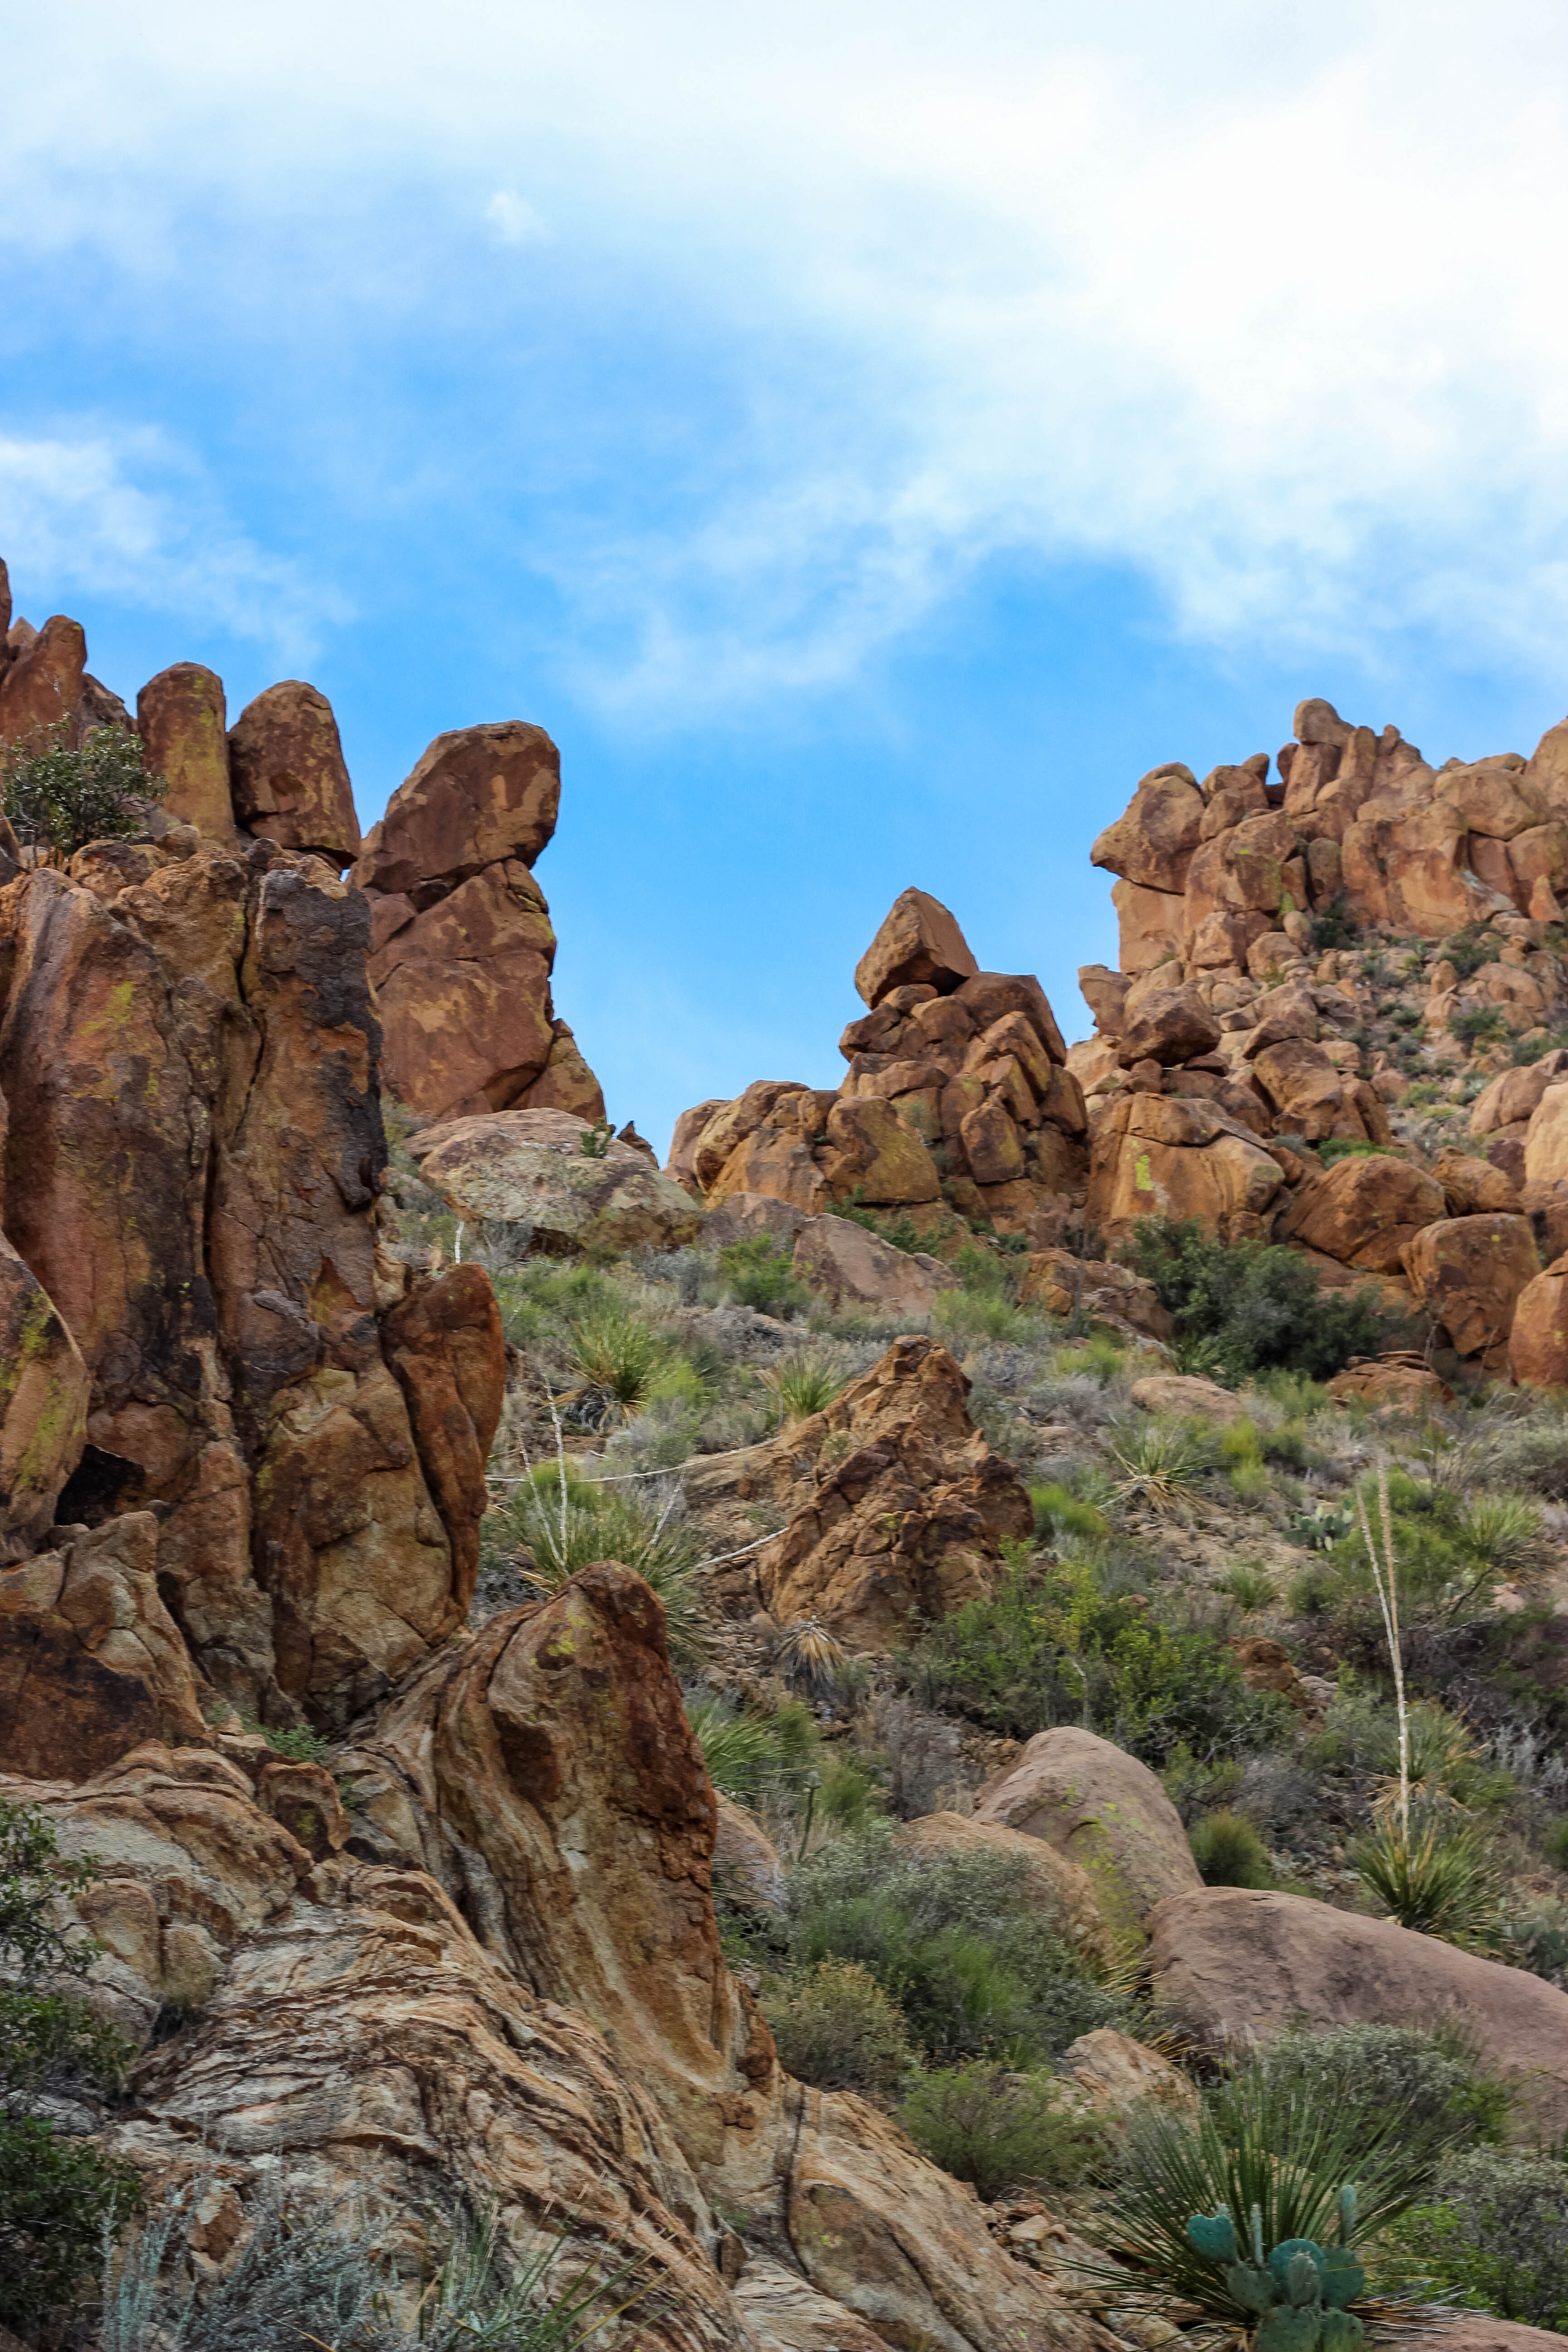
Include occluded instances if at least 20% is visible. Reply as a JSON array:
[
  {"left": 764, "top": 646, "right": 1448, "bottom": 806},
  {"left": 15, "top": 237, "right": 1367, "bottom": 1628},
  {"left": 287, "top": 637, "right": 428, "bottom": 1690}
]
[{"left": 5, "top": 1, "right": 1568, "bottom": 1150}]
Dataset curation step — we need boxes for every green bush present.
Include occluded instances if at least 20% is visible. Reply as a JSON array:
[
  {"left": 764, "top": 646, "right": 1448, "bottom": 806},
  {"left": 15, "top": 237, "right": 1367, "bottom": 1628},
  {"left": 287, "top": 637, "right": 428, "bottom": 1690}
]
[
  {"left": 1, "top": 723, "right": 166, "bottom": 863},
  {"left": 1188, "top": 1809, "right": 1271, "bottom": 1888},
  {"left": 1450, "top": 1006, "right": 1509, "bottom": 1048},
  {"left": 1128, "top": 1218, "right": 1393, "bottom": 1384},
  {"left": 719, "top": 1235, "right": 809, "bottom": 1318},
  {"left": 908, "top": 1558, "right": 1290, "bottom": 1767},
  {"left": 0, "top": 2116, "right": 137, "bottom": 2336},
  {"left": 897, "top": 2063, "right": 1107, "bottom": 2201},
  {"left": 760, "top": 1959, "right": 911, "bottom": 2100},
  {"left": 780, "top": 1823, "right": 1128, "bottom": 2068},
  {"left": 1544, "top": 1816, "right": 1568, "bottom": 1870},
  {"left": 1381, "top": 2148, "right": 1568, "bottom": 2330},
  {"left": 1030, "top": 1481, "right": 1110, "bottom": 1546},
  {"left": 1258, "top": 2024, "right": 1512, "bottom": 2156}
]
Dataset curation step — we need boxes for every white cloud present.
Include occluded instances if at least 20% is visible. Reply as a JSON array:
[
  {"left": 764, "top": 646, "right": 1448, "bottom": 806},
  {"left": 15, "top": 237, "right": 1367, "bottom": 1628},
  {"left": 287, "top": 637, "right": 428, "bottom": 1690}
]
[
  {"left": 485, "top": 190, "right": 547, "bottom": 247},
  {"left": 0, "top": 428, "right": 348, "bottom": 660},
  {"left": 5, "top": 3, "right": 1568, "bottom": 706}
]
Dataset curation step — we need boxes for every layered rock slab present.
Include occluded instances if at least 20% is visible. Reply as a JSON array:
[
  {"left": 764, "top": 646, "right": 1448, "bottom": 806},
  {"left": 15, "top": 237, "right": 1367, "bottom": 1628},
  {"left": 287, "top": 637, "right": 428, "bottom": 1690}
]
[{"left": 411, "top": 1107, "right": 703, "bottom": 1255}]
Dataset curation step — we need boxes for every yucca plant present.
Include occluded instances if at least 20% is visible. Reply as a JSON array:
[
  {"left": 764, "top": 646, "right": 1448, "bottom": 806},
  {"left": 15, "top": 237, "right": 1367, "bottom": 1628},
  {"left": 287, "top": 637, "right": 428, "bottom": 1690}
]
[
  {"left": 1349, "top": 1811, "right": 1503, "bottom": 1946},
  {"left": 1084, "top": 2070, "right": 1440, "bottom": 2330},
  {"left": 686, "top": 1694, "right": 781, "bottom": 1802},
  {"left": 760, "top": 1348, "right": 847, "bottom": 1425},
  {"left": 1105, "top": 1421, "right": 1217, "bottom": 1515},
  {"left": 564, "top": 1305, "right": 668, "bottom": 1425},
  {"left": 493, "top": 1459, "right": 708, "bottom": 1665},
  {"left": 774, "top": 1617, "right": 849, "bottom": 1698}
]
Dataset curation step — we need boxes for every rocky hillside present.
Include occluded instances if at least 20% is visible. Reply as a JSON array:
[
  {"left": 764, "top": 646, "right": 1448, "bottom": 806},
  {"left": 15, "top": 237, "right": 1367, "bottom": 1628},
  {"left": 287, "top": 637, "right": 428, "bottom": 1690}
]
[{"left": 5, "top": 558, "right": 1568, "bottom": 2352}]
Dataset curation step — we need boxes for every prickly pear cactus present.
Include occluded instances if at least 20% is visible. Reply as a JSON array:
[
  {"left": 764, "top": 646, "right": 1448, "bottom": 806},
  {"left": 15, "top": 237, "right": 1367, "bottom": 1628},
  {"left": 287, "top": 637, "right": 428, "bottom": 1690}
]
[{"left": 1183, "top": 2192, "right": 1367, "bottom": 2349}]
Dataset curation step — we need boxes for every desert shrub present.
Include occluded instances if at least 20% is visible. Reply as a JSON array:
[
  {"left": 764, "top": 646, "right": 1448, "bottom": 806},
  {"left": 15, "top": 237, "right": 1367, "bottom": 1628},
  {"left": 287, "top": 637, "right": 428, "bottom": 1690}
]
[
  {"left": 761, "top": 1347, "right": 846, "bottom": 1422},
  {"left": 761, "top": 1959, "right": 911, "bottom": 2100},
  {"left": 489, "top": 1464, "right": 707, "bottom": 1664},
  {"left": 1258, "top": 2022, "right": 1511, "bottom": 2155},
  {"left": 779, "top": 1823, "right": 1129, "bottom": 2068},
  {"left": 1216, "top": 1563, "right": 1275, "bottom": 1613},
  {"left": 1545, "top": 1816, "right": 1568, "bottom": 1870},
  {"left": 1104, "top": 1418, "right": 1220, "bottom": 1512},
  {"left": 1499, "top": 1896, "right": 1568, "bottom": 1990},
  {"left": 907, "top": 1558, "right": 1290, "bottom": 1766},
  {"left": 1318, "top": 1136, "right": 1399, "bottom": 1164},
  {"left": 817, "top": 1752, "right": 884, "bottom": 1832},
  {"left": 1441, "top": 926, "right": 1504, "bottom": 980},
  {"left": 1, "top": 723, "right": 166, "bottom": 863},
  {"left": 1349, "top": 1811, "right": 1503, "bottom": 1945},
  {"left": 1380, "top": 2148, "right": 1568, "bottom": 2330},
  {"left": 719, "top": 1235, "right": 809, "bottom": 1318},
  {"left": 933, "top": 1288, "right": 1033, "bottom": 1345},
  {"left": 897, "top": 2063, "right": 1108, "bottom": 2201},
  {"left": 1030, "top": 1480, "right": 1109, "bottom": 1546},
  {"left": 0, "top": 1801, "right": 140, "bottom": 2335},
  {"left": 564, "top": 1303, "right": 669, "bottom": 1423},
  {"left": 1088, "top": 2067, "right": 1445, "bottom": 2329},
  {"left": 687, "top": 1695, "right": 785, "bottom": 1803},
  {"left": 1128, "top": 1218, "right": 1392, "bottom": 1383},
  {"left": 1450, "top": 1005, "right": 1509, "bottom": 1048},
  {"left": 1188, "top": 1809, "right": 1271, "bottom": 1888}
]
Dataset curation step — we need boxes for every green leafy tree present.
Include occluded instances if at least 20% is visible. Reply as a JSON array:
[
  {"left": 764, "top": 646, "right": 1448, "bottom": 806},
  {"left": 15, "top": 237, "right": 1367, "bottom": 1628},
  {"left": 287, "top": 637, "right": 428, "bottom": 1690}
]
[
  {"left": 1, "top": 723, "right": 167, "bottom": 865},
  {"left": 1129, "top": 1218, "right": 1394, "bottom": 1383}
]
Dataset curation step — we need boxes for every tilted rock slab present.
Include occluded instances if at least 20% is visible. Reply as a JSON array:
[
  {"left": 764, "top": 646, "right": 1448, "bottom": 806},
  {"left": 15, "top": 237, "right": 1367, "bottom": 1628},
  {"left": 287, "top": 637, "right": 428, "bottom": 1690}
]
[
  {"left": 1148, "top": 1885, "right": 1568, "bottom": 2144},
  {"left": 974, "top": 1726, "right": 1202, "bottom": 1943},
  {"left": 412, "top": 1106, "right": 704, "bottom": 1255}
]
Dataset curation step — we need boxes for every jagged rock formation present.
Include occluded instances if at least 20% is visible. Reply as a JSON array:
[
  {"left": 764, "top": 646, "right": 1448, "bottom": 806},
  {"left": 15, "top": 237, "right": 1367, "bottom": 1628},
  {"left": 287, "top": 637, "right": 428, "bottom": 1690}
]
[
  {"left": 670, "top": 887, "right": 1085, "bottom": 1245},
  {"left": 7, "top": 1569, "right": 1104, "bottom": 2352},
  {"left": 354, "top": 723, "right": 605, "bottom": 1124}
]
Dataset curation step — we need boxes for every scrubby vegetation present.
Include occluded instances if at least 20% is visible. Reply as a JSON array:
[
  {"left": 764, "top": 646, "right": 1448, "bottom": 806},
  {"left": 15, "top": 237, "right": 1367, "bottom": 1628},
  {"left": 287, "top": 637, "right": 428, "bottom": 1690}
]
[
  {"left": 0, "top": 723, "right": 167, "bottom": 863},
  {"left": 1129, "top": 1218, "right": 1393, "bottom": 1382}
]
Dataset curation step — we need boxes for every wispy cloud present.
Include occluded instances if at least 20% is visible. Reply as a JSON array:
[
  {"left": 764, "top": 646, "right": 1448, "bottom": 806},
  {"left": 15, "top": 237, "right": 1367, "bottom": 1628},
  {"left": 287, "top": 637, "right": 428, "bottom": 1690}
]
[
  {"left": 5, "top": 3, "right": 1568, "bottom": 709},
  {"left": 0, "top": 426, "right": 349, "bottom": 661}
]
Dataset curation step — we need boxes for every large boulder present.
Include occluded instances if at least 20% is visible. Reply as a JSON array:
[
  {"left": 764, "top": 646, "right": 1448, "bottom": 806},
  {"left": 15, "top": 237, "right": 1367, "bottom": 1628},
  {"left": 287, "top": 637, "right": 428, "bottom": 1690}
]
[
  {"left": 1117, "top": 980, "right": 1220, "bottom": 1068},
  {"left": 1087, "top": 1091, "right": 1283, "bottom": 1242},
  {"left": 0, "top": 1512, "right": 206, "bottom": 1778},
  {"left": 355, "top": 722, "right": 603, "bottom": 1125},
  {"left": 1090, "top": 765, "right": 1205, "bottom": 893},
  {"left": 685, "top": 1336, "right": 1031, "bottom": 1649},
  {"left": 136, "top": 663, "right": 236, "bottom": 840},
  {"left": 1510, "top": 1251, "right": 1568, "bottom": 1386},
  {"left": 895, "top": 1809, "right": 1110, "bottom": 1963},
  {"left": 818, "top": 1097, "right": 942, "bottom": 1205},
  {"left": 1401, "top": 1214, "right": 1541, "bottom": 1359},
  {"left": 411, "top": 1106, "right": 704, "bottom": 1255},
  {"left": 0, "top": 612, "right": 85, "bottom": 747},
  {"left": 792, "top": 1214, "right": 956, "bottom": 1317},
  {"left": 1278, "top": 1153, "right": 1447, "bottom": 1271},
  {"left": 973, "top": 1726, "right": 1202, "bottom": 1940},
  {"left": 227, "top": 680, "right": 361, "bottom": 865},
  {"left": 853, "top": 887, "right": 978, "bottom": 1007},
  {"left": 1111, "top": 877, "right": 1184, "bottom": 973},
  {"left": 1525, "top": 1082, "right": 1568, "bottom": 1184},
  {"left": 1147, "top": 1886, "right": 1568, "bottom": 2143}
]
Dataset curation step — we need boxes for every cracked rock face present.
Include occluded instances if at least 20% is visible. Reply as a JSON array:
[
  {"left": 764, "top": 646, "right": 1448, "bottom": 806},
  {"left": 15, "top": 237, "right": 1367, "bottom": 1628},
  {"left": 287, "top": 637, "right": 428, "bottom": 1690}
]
[{"left": 0, "top": 838, "right": 503, "bottom": 1729}]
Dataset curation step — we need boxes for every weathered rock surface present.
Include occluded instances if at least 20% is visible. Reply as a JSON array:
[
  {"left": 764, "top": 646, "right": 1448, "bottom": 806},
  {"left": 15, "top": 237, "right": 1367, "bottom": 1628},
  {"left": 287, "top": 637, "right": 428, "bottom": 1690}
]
[
  {"left": 1127, "top": 1372, "right": 1248, "bottom": 1422},
  {"left": 0, "top": 612, "right": 86, "bottom": 747},
  {"left": 1017, "top": 1249, "right": 1173, "bottom": 1341},
  {"left": 974, "top": 1727, "right": 1202, "bottom": 1940},
  {"left": 0, "top": 840, "right": 497, "bottom": 1729},
  {"left": 0, "top": 1513, "right": 206, "bottom": 1777},
  {"left": 137, "top": 663, "right": 236, "bottom": 839},
  {"left": 854, "top": 886, "right": 978, "bottom": 1006},
  {"left": 0, "top": 1221, "right": 89, "bottom": 1560},
  {"left": 355, "top": 722, "right": 604, "bottom": 1126},
  {"left": 1147, "top": 1885, "right": 1568, "bottom": 2142},
  {"left": 411, "top": 1107, "right": 704, "bottom": 1256},
  {"left": 1401, "top": 1214, "right": 1541, "bottom": 1360},
  {"left": 1087, "top": 1092, "right": 1283, "bottom": 1242},
  {"left": 791, "top": 1214, "right": 956, "bottom": 1317},
  {"left": 228, "top": 680, "right": 361, "bottom": 865},
  {"left": 1060, "top": 2027, "right": 1198, "bottom": 2119},
  {"left": 1277, "top": 1153, "right": 1447, "bottom": 1271}
]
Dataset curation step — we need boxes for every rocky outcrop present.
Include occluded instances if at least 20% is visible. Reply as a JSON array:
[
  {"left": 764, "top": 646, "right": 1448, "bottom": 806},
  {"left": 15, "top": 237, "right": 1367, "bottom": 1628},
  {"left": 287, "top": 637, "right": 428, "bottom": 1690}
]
[
  {"left": 791, "top": 1214, "right": 957, "bottom": 1317},
  {"left": 1086, "top": 1092, "right": 1283, "bottom": 1243},
  {"left": 671, "top": 893, "right": 1081, "bottom": 1245},
  {"left": 137, "top": 663, "right": 236, "bottom": 840},
  {"left": 973, "top": 1726, "right": 1203, "bottom": 1940},
  {"left": 0, "top": 1215, "right": 89, "bottom": 1561},
  {"left": 0, "top": 832, "right": 501, "bottom": 1731},
  {"left": 354, "top": 722, "right": 604, "bottom": 1125},
  {"left": 410, "top": 1107, "right": 703, "bottom": 1255},
  {"left": 1147, "top": 1885, "right": 1568, "bottom": 2143},
  {"left": 228, "top": 681, "right": 362, "bottom": 866},
  {"left": 5, "top": 1568, "right": 1100, "bottom": 2352}
]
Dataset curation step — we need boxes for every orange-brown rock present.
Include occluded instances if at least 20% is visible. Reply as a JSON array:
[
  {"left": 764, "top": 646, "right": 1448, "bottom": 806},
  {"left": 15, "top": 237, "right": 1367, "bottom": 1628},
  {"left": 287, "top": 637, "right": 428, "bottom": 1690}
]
[
  {"left": 792, "top": 1214, "right": 956, "bottom": 1316},
  {"left": 1117, "top": 980, "right": 1220, "bottom": 1067},
  {"left": 708, "top": 1123, "right": 832, "bottom": 1215},
  {"left": 1470, "top": 1053, "right": 1568, "bottom": 1137},
  {"left": 1229, "top": 1635, "right": 1317, "bottom": 1716},
  {"left": 1525, "top": 1082, "right": 1568, "bottom": 1185},
  {"left": 955, "top": 970, "right": 1068, "bottom": 1064},
  {"left": 1087, "top": 1091, "right": 1283, "bottom": 1241},
  {"left": 818, "top": 1096, "right": 942, "bottom": 1205},
  {"left": 0, "top": 612, "right": 85, "bottom": 748},
  {"left": 1510, "top": 1251, "right": 1568, "bottom": 1387},
  {"left": 1401, "top": 1213, "right": 1541, "bottom": 1359},
  {"left": 0, "top": 1513, "right": 206, "bottom": 1778},
  {"left": 1328, "top": 1353, "right": 1453, "bottom": 1410},
  {"left": 0, "top": 844, "right": 491, "bottom": 1730},
  {"left": 1342, "top": 801, "right": 1502, "bottom": 936},
  {"left": 1111, "top": 876, "right": 1184, "bottom": 972},
  {"left": 1127, "top": 1371, "right": 1250, "bottom": 1422},
  {"left": 412, "top": 1107, "right": 705, "bottom": 1255},
  {"left": 1434, "top": 754, "right": 1544, "bottom": 840},
  {"left": 136, "top": 663, "right": 236, "bottom": 839},
  {"left": 357, "top": 721, "right": 560, "bottom": 897},
  {"left": 1018, "top": 1249, "right": 1173, "bottom": 1341},
  {"left": 519, "top": 1015, "right": 605, "bottom": 1120},
  {"left": 853, "top": 886, "right": 978, "bottom": 1007},
  {"left": 715, "top": 1337, "right": 1034, "bottom": 1647},
  {"left": 0, "top": 1224, "right": 89, "bottom": 1561},
  {"left": 379, "top": 1265, "right": 505, "bottom": 1619},
  {"left": 227, "top": 679, "right": 361, "bottom": 865},
  {"left": 665, "top": 1097, "right": 730, "bottom": 1197},
  {"left": 1147, "top": 1886, "right": 1568, "bottom": 2143},
  {"left": 1250, "top": 1037, "right": 1352, "bottom": 1138},
  {"left": 1277, "top": 1153, "right": 1446, "bottom": 1268},
  {"left": 1434, "top": 1146, "right": 1522, "bottom": 1216},
  {"left": 974, "top": 1726, "right": 1202, "bottom": 1940},
  {"left": 1090, "top": 764, "right": 1204, "bottom": 892},
  {"left": 1181, "top": 809, "right": 1298, "bottom": 938}
]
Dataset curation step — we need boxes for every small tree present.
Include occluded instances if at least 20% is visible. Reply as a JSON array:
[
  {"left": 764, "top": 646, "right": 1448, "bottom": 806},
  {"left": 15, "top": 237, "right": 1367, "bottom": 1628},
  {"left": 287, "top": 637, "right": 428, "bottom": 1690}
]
[{"left": 1, "top": 723, "right": 167, "bottom": 865}]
